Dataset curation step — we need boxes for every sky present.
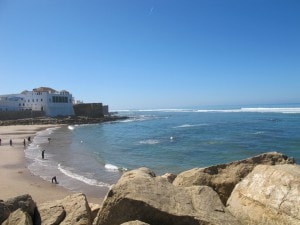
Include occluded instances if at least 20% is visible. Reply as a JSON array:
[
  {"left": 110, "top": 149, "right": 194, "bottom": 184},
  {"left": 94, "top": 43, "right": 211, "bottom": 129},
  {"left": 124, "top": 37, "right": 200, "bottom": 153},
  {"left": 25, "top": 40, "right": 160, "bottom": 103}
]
[{"left": 0, "top": 0, "right": 299, "bottom": 110}]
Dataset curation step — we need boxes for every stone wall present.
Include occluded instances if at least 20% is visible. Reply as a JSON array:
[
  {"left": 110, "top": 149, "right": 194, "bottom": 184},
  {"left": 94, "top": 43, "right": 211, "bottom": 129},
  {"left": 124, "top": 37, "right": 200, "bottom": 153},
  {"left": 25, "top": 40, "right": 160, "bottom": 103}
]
[
  {"left": 73, "top": 103, "right": 105, "bottom": 118},
  {"left": 0, "top": 111, "right": 45, "bottom": 120}
]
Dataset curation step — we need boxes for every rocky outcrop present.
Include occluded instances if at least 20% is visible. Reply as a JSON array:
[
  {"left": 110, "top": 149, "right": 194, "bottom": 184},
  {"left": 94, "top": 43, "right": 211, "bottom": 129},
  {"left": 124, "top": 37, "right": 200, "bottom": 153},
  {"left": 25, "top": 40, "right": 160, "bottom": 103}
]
[
  {"left": 2, "top": 209, "right": 33, "bottom": 225},
  {"left": 227, "top": 164, "right": 300, "bottom": 225},
  {"left": 93, "top": 167, "right": 241, "bottom": 225},
  {"left": 37, "top": 193, "right": 92, "bottom": 225},
  {"left": 1, "top": 152, "right": 299, "bottom": 225},
  {"left": 0, "top": 195, "right": 36, "bottom": 224},
  {"left": 173, "top": 152, "right": 295, "bottom": 204},
  {"left": 0, "top": 116, "right": 128, "bottom": 126}
]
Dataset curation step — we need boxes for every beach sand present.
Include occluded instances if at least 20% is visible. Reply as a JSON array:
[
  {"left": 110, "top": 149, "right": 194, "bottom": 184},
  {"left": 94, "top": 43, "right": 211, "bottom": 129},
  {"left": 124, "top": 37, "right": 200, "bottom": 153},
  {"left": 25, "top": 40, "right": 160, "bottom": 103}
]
[{"left": 0, "top": 125, "right": 102, "bottom": 204}]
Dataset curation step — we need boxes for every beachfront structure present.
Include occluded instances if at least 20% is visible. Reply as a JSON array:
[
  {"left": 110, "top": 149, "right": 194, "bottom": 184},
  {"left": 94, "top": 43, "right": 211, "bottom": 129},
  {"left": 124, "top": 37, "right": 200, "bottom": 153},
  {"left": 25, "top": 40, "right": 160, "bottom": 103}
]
[{"left": 0, "top": 87, "right": 75, "bottom": 117}]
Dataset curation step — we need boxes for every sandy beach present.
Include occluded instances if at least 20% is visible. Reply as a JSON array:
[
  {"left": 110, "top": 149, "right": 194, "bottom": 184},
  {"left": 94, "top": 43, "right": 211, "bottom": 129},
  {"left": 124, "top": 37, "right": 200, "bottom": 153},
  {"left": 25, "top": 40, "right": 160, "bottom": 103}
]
[{"left": 0, "top": 125, "right": 102, "bottom": 204}]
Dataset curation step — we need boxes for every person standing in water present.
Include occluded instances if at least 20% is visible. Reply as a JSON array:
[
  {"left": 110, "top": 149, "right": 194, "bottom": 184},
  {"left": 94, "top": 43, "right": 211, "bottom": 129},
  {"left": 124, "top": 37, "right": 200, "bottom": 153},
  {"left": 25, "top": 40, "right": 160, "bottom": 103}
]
[
  {"left": 51, "top": 176, "right": 58, "bottom": 184},
  {"left": 42, "top": 150, "right": 45, "bottom": 159}
]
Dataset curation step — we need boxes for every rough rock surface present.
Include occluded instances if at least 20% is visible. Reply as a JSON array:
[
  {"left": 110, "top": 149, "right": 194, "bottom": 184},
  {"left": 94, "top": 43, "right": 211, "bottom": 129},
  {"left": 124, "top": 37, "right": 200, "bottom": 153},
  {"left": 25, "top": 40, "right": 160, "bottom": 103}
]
[
  {"left": 37, "top": 204, "right": 66, "bottom": 225},
  {"left": 37, "top": 193, "right": 92, "bottom": 225},
  {"left": 2, "top": 208, "right": 33, "bottom": 225},
  {"left": 227, "top": 164, "right": 300, "bottom": 225},
  {"left": 120, "top": 220, "right": 150, "bottom": 225},
  {"left": 173, "top": 152, "right": 295, "bottom": 204},
  {"left": 0, "top": 195, "right": 36, "bottom": 224},
  {"left": 94, "top": 167, "right": 241, "bottom": 225},
  {"left": 160, "top": 173, "right": 177, "bottom": 183},
  {"left": 89, "top": 203, "right": 101, "bottom": 223}
]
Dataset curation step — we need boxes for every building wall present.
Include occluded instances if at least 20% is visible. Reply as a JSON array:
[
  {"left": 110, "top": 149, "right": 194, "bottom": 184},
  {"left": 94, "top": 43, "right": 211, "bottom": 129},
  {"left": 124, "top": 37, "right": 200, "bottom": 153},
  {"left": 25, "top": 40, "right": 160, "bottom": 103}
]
[
  {"left": 0, "top": 88, "right": 75, "bottom": 117},
  {"left": 0, "top": 94, "right": 30, "bottom": 112}
]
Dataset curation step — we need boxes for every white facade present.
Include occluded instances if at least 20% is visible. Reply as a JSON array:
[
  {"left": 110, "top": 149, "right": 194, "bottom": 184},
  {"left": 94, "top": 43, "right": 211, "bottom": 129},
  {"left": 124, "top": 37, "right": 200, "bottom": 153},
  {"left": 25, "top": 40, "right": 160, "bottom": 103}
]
[{"left": 0, "top": 87, "right": 75, "bottom": 117}]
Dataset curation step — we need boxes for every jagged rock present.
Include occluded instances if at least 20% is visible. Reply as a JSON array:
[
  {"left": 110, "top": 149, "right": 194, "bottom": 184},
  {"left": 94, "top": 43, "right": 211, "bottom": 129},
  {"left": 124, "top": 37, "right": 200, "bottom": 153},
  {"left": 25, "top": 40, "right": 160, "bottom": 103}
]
[
  {"left": 89, "top": 203, "right": 101, "bottom": 223},
  {"left": 0, "top": 194, "right": 36, "bottom": 224},
  {"left": 37, "top": 193, "right": 92, "bottom": 225},
  {"left": 227, "top": 164, "right": 300, "bottom": 225},
  {"left": 0, "top": 200, "right": 10, "bottom": 224},
  {"left": 36, "top": 204, "right": 65, "bottom": 225},
  {"left": 2, "top": 208, "right": 33, "bottom": 225},
  {"left": 120, "top": 220, "right": 150, "bottom": 225},
  {"left": 94, "top": 167, "right": 241, "bottom": 225},
  {"left": 160, "top": 173, "right": 177, "bottom": 183},
  {"left": 173, "top": 152, "right": 295, "bottom": 204}
]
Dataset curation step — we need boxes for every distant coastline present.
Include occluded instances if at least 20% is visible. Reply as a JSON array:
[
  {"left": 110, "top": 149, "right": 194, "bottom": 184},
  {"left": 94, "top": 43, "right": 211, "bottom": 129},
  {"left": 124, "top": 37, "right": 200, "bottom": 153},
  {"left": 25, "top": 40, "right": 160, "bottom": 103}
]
[{"left": 0, "top": 115, "right": 129, "bottom": 126}]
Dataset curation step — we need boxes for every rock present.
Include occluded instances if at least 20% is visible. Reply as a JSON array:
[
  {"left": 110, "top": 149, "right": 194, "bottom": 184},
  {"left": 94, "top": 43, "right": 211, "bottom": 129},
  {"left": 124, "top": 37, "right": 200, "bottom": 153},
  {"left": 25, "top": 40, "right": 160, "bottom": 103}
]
[
  {"left": 120, "top": 220, "right": 150, "bottom": 225},
  {"left": 173, "top": 152, "right": 294, "bottom": 204},
  {"left": 94, "top": 167, "right": 240, "bottom": 225},
  {"left": 0, "top": 195, "right": 36, "bottom": 224},
  {"left": 2, "top": 208, "right": 33, "bottom": 225},
  {"left": 160, "top": 173, "right": 177, "bottom": 183},
  {"left": 0, "top": 200, "right": 10, "bottom": 224},
  {"left": 37, "top": 193, "right": 92, "bottom": 225},
  {"left": 37, "top": 203, "right": 65, "bottom": 225},
  {"left": 89, "top": 203, "right": 101, "bottom": 223},
  {"left": 227, "top": 164, "right": 300, "bottom": 225}
]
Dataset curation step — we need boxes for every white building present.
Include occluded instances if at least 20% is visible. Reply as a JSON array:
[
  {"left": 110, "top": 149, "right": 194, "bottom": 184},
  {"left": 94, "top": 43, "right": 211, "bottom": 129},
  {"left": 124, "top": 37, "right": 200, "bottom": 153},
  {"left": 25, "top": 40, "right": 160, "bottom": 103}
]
[{"left": 0, "top": 87, "right": 75, "bottom": 117}]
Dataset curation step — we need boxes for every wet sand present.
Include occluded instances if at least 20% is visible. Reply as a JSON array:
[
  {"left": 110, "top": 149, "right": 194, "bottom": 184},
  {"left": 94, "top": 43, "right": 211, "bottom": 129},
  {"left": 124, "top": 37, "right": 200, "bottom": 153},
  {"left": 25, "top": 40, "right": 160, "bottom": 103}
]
[{"left": 0, "top": 125, "right": 103, "bottom": 204}]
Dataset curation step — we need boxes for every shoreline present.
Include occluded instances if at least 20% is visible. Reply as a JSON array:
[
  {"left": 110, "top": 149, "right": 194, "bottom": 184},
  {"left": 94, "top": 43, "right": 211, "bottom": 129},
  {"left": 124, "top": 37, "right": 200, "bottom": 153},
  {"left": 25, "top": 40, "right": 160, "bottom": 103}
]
[{"left": 0, "top": 125, "right": 104, "bottom": 204}]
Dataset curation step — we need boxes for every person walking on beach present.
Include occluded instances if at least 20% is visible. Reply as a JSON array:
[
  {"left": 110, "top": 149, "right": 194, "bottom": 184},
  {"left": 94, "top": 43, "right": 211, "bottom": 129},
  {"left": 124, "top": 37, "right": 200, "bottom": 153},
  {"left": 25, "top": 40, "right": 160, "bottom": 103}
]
[
  {"left": 9, "top": 139, "right": 12, "bottom": 146},
  {"left": 42, "top": 150, "right": 45, "bottom": 159},
  {"left": 0, "top": 138, "right": 1, "bottom": 146},
  {"left": 23, "top": 139, "right": 26, "bottom": 147},
  {"left": 51, "top": 176, "right": 58, "bottom": 184}
]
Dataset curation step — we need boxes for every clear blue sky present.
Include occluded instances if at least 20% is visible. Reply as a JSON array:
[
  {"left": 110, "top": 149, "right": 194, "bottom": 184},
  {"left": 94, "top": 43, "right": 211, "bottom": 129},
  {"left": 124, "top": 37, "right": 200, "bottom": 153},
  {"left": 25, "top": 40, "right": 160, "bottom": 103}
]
[{"left": 0, "top": 0, "right": 299, "bottom": 110}]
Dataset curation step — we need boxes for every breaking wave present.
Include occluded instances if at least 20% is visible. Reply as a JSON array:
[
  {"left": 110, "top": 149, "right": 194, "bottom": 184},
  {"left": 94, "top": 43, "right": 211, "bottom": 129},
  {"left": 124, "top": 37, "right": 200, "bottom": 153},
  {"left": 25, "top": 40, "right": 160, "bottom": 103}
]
[
  {"left": 118, "top": 107, "right": 300, "bottom": 114},
  {"left": 58, "top": 164, "right": 111, "bottom": 188},
  {"left": 139, "top": 139, "right": 160, "bottom": 145}
]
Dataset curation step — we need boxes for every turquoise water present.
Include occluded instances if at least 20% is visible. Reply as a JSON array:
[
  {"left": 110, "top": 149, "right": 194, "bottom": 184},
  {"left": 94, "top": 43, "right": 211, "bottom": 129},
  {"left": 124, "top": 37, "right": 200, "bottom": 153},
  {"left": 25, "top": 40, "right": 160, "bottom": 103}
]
[{"left": 26, "top": 106, "right": 300, "bottom": 198}]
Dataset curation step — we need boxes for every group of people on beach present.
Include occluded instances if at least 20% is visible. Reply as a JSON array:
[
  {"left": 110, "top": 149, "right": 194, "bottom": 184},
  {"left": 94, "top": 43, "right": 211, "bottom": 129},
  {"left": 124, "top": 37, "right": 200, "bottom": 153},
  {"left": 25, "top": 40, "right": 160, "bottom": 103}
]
[
  {"left": 0, "top": 138, "right": 15, "bottom": 146},
  {"left": 0, "top": 136, "right": 31, "bottom": 147}
]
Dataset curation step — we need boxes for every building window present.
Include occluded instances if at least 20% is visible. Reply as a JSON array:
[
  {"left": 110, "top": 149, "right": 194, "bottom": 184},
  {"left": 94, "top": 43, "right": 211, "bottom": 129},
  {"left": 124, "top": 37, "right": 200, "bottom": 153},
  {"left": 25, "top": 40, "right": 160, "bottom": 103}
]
[{"left": 41, "top": 99, "right": 43, "bottom": 101}]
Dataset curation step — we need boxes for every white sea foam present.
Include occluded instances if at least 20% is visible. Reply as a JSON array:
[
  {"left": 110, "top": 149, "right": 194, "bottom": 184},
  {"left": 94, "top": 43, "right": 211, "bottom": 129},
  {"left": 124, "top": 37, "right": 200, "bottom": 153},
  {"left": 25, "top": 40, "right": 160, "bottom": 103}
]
[
  {"left": 118, "top": 107, "right": 300, "bottom": 114},
  {"left": 139, "top": 139, "right": 160, "bottom": 145},
  {"left": 105, "top": 164, "right": 119, "bottom": 171},
  {"left": 58, "top": 164, "right": 111, "bottom": 188},
  {"left": 68, "top": 125, "right": 75, "bottom": 130},
  {"left": 175, "top": 123, "right": 208, "bottom": 128},
  {"left": 240, "top": 107, "right": 300, "bottom": 114}
]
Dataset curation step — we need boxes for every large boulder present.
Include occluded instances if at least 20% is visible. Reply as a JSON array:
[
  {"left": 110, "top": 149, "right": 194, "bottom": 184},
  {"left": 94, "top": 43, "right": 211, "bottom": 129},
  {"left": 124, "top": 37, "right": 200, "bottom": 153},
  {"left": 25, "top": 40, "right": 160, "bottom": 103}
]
[
  {"left": 227, "top": 164, "right": 300, "bottom": 225},
  {"left": 173, "top": 152, "right": 294, "bottom": 204},
  {"left": 37, "top": 204, "right": 66, "bottom": 225},
  {"left": 0, "top": 195, "right": 36, "bottom": 224},
  {"left": 121, "top": 220, "right": 150, "bottom": 225},
  {"left": 94, "top": 167, "right": 241, "bottom": 225},
  {"left": 2, "top": 208, "right": 33, "bottom": 225},
  {"left": 37, "top": 193, "right": 92, "bottom": 225},
  {"left": 0, "top": 200, "right": 10, "bottom": 224}
]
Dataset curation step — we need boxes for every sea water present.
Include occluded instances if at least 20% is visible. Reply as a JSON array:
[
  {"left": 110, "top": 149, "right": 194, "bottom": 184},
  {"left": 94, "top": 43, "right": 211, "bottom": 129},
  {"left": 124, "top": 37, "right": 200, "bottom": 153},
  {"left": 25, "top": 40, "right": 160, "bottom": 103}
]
[{"left": 25, "top": 105, "right": 300, "bottom": 198}]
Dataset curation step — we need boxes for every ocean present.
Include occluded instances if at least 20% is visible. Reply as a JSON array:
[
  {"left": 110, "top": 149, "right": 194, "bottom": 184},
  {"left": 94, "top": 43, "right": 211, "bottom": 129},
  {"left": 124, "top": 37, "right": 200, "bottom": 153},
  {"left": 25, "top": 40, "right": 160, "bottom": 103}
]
[{"left": 25, "top": 105, "right": 300, "bottom": 198}]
